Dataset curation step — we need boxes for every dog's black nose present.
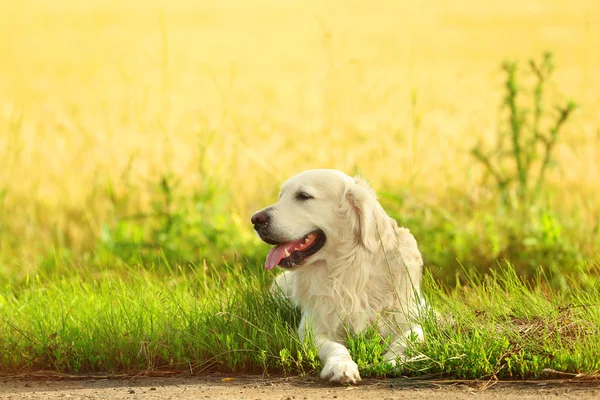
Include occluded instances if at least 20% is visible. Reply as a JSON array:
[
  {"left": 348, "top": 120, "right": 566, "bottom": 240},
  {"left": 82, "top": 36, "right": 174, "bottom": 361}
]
[{"left": 251, "top": 211, "right": 269, "bottom": 227}]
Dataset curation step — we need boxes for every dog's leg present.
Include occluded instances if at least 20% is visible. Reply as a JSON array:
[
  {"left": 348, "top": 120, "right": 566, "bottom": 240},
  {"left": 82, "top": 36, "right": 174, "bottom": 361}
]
[
  {"left": 270, "top": 270, "right": 296, "bottom": 300},
  {"left": 380, "top": 294, "right": 429, "bottom": 365},
  {"left": 298, "top": 314, "right": 361, "bottom": 384},
  {"left": 382, "top": 324, "right": 424, "bottom": 366}
]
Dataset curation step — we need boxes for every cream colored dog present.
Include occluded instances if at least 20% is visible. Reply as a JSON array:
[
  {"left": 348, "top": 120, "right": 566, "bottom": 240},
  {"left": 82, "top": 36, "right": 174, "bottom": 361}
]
[{"left": 251, "top": 169, "right": 424, "bottom": 384}]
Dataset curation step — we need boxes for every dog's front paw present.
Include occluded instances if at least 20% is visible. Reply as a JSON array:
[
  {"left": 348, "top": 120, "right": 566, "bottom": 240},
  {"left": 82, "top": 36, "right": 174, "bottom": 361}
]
[
  {"left": 382, "top": 351, "right": 402, "bottom": 367},
  {"left": 320, "top": 358, "right": 361, "bottom": 384},
  {"left": 383, "top": 351, "right": 427, "bottom": 367}
]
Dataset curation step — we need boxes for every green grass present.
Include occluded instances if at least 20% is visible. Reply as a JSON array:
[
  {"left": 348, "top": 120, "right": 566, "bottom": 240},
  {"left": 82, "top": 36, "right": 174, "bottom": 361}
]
[{"left": 1, "top": 258, "right": 599, "bottom": 379}]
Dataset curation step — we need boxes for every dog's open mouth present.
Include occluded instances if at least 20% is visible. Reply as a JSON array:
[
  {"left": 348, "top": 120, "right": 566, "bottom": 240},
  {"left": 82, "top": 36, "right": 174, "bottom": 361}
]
[{"left": 265, "top": 229, "right": 326, "bottom": 270}]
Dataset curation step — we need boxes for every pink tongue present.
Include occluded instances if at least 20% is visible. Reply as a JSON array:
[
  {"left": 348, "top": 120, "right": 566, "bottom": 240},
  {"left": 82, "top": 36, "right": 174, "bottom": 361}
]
[{"left": 265, "top": 240, "right": 302, "bottom": 270}]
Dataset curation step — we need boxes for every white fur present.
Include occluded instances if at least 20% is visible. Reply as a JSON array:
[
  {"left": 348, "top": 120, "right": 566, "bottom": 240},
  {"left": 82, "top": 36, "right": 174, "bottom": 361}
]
[{"left": 255, "top": 169, "right": 424, "bottom": 384}]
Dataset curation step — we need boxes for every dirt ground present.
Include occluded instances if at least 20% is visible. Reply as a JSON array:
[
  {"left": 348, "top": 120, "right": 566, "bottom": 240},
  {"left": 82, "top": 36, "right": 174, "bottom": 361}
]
[{"left": 1, "top": 373, "right": 600, "bottom": 400}]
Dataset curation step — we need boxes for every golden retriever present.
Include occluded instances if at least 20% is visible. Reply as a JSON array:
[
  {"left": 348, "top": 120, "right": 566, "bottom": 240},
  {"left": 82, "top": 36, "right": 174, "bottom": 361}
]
[{"left": 251, "top": 169, "right": 424, "bottom": 384}]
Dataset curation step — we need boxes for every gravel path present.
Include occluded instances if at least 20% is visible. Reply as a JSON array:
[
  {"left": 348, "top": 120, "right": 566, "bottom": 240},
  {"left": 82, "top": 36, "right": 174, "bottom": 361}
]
[{"left": 1, "top": 373, "right": 599, "bottom": 399}]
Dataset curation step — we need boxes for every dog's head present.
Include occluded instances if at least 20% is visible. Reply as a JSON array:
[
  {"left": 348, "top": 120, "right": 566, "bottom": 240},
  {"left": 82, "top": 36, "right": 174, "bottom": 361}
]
[{"left": 251, "top": 169, "right": 391, "bottom": 270}]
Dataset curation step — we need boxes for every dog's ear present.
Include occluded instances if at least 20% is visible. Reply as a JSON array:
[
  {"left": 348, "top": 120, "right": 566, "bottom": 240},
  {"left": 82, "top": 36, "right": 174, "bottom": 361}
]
[{"left": 345, "top": 176, "right": 389, "bottom": 252}]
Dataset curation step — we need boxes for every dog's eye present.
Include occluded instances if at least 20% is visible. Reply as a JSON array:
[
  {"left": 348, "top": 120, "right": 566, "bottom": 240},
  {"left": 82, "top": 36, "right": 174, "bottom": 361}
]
[{"left": 295, "top": 192, "right": 314, "bottom": 201}]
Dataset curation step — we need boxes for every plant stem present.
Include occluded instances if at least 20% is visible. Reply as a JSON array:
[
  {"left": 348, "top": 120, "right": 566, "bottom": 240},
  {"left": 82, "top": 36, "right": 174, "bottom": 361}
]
[{"left": 503, "top": 62, "right": 527, "bottom": 204}]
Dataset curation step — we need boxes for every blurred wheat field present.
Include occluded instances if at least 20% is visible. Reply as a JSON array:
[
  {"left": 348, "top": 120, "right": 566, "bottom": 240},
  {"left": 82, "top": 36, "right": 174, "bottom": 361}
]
[{"left": 1, "top": 0, "right": 599, "bottom": 265}]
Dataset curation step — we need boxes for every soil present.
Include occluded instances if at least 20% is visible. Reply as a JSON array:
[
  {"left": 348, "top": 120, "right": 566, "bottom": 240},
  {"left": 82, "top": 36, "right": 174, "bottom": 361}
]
[{"left": 1, "top": 373, "right": 599, "bottom": 400}]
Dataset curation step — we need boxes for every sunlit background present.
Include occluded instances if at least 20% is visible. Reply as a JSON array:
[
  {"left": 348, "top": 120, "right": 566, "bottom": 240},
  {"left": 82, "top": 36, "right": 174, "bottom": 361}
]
[{"left": 1, "top": 0, "right": 598, "bottom": 279}]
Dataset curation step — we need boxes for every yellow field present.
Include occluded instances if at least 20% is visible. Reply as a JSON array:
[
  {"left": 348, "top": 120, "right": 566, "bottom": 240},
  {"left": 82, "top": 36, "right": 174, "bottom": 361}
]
[{"left": 1, "top": 0, "right": 599, "bottom": 256}]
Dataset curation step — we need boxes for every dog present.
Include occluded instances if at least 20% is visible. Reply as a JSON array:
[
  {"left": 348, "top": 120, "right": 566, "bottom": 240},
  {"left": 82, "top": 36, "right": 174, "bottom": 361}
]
[{"left": 251, "top": 169, "right": 424, "bottom": 384}]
